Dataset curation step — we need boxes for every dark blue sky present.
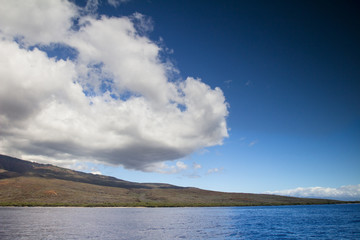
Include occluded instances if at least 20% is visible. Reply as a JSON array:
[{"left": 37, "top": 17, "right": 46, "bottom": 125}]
[
  {"left": 69, "top": 0, "right": 360, "bottom": 195},
  {"left": 86, "top": 0, "right": 360, "bottom": 137}
]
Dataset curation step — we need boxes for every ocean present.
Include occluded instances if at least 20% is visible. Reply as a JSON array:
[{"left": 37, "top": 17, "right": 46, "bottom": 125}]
[{"left": 0, "top": 204, "right": 359, "bottom": 239}]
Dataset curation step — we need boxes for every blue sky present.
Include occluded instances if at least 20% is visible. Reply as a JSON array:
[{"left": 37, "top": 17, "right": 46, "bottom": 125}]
[
  {"left": 0, "top": 0, "right": 359, "bottom": 200},
  {"left": 95, "top": 0, "right": 360, "bottom": 198}
]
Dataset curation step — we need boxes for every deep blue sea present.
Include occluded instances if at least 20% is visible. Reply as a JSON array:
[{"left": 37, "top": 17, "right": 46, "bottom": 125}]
[{"left": 0, "top": 204, "right": 359, "bottom": 239}]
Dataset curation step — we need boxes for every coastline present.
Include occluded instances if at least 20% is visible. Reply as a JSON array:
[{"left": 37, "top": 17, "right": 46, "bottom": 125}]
[{"left": 1, "top": 201, "right": 358, "bottom": 208}]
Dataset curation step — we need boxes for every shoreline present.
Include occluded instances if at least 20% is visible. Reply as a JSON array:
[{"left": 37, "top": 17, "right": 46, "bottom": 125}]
[{"left": 1, "top": 201, "right": 358, "bottom": 208}]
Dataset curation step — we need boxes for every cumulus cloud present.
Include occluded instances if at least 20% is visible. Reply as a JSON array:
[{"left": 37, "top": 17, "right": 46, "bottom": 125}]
[
  {"left": 0, "top": 0, "right": 77, "bottom": 45},
  {"left": 0, "top": 0, "right": 228, "bottom": 172},
  {"left": 266, "top": 184, "right": 360, "bottom": 201}
]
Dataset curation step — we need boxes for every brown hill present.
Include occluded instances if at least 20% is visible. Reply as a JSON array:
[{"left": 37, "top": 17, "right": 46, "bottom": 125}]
[{"left": 0, "top": 154, "right": 343, "bottom": 207}]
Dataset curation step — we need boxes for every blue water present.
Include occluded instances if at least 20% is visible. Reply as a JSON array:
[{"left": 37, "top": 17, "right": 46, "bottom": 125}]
[{"left": 0, "top": 204, "right": 359, "bottom": 239}]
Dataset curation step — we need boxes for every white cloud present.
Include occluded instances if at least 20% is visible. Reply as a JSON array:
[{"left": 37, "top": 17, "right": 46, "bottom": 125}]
[
  {"left": 207, "top": 167, "right": 224, "bottom": 174},
  {"left": 71, "top": 163, "right": 102, "bottom": 175},
  {"left": 91, "top": 170, "right": 102, "bottom": 175},
  {"left": 248, "top": 140, "right": 258, "bottom": 147},
  {"left": 0, "top": 0, "right": 229, "bottom": 172},
  {"left": 0, "top": 0, "right": 78, "bottom": 45},
  {"left": 193, "top": 162, "right": 202, "bottom": 169},
  {"left": 266, "top": 184, "right": 360, "bottom": 201},
  {"left": 176, "top": 161, "right": 188, "bottom": 171},
  {"left": 108, "top": 0, "right": 129, "bottom": 8},
  {"left": 146, "top": 161, "right": 188, "bottom": 174},
  {"left": 85, "top": 0, "right": 99, "bottom": 14}
]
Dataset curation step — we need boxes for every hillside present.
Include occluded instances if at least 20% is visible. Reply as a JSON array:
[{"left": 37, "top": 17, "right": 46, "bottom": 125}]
[{"left": 0, "top": 154, "right": 344, "bottom": 207}]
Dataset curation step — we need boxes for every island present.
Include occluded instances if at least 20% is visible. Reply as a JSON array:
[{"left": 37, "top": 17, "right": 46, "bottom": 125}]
[{"left": 0, "top": 154, "right": 352, "bottom": 207}]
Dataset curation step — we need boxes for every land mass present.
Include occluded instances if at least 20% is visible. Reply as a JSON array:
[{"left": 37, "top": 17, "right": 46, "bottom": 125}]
[{"left": 0, "top": 154, "right": 351, "bottom": 207}]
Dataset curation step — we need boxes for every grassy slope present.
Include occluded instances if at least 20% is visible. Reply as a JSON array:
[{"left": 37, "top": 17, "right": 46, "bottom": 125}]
[
  {"left": 0, "top": 176, "right": 343, "bottom": 207},
  {"left": 0, "top": 154, "right": 352, "bottom": 207}
]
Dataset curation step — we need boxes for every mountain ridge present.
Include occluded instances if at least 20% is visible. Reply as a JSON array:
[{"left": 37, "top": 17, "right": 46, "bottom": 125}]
[
  {"left": 0, "top": 154, "right": 348, "bottom": 207},
  {"left": 0, "top": 154, "right": 182, "bottom": 189}
]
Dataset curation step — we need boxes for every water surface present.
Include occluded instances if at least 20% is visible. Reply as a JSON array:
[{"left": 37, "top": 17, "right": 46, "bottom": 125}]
[{"left": 0, "top": 204, "right": 359, "bottom": 239}]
